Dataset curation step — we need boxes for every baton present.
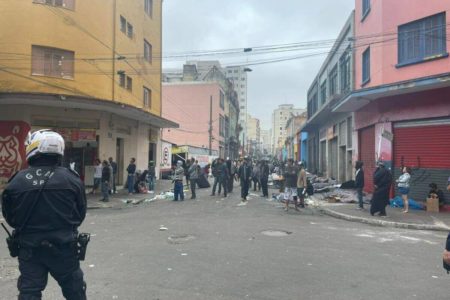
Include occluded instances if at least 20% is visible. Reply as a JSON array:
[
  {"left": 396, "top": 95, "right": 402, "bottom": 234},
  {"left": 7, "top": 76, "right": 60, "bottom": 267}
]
[{"left": 1, "top": 223, "right": 12, "bottom": 238}]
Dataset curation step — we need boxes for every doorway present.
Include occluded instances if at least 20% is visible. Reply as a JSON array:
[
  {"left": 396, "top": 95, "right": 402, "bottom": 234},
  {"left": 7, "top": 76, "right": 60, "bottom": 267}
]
[{"left": 116, "top": 138, "right": 124, "bottom": 185}]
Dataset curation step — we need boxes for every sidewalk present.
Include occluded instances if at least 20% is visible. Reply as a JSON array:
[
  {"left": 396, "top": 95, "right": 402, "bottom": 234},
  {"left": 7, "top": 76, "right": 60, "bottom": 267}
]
[
  {"left": 86, "top": 179, "right": 174, "bottom": 209},
  {"left": 317, "top": 201, "right": 450, "bottom": 232}
]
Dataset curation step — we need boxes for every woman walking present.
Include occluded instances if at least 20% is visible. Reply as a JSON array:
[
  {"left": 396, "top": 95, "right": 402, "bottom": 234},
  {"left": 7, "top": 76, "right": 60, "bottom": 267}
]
[{"left": 396, "top": 166, "right": 411, "bottom": 213}]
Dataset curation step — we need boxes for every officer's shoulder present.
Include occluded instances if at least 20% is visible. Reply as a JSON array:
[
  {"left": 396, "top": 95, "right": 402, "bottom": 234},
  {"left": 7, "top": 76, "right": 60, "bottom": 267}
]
[{"left": 63, "top": 167, "right": 80, "bottom": 178}]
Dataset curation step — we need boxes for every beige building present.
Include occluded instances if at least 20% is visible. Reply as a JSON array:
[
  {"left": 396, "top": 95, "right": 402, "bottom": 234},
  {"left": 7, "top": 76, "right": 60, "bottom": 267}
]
[
  {"left": 246, "top": 114, "right": 260, "bottom": 157},
  {"left": 260, "top": 129, "right": 271, "bottom": 155},
  {"left": 271, "top": 104, "right": 305, "bottom": 155}
]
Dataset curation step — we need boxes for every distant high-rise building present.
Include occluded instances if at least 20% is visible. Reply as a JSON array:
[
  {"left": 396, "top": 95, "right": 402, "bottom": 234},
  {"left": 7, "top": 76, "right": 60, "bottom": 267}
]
[
  {"left": 271, "top": 104, "right": 305, "bottom": 156},
  {"left": 225, "top": 66, "right": 248, "bottom": 145}
]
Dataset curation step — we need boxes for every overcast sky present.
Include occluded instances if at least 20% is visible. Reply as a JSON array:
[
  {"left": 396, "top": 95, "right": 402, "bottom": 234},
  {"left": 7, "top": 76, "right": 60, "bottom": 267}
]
[{"left": 162, "top": 0, "right": 355, "bottom": 129}]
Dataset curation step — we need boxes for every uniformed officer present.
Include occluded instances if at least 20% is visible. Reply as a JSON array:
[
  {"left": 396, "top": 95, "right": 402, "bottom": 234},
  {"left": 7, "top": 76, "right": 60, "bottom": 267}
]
[{"left": 1, "top": 129, "right": 87, "bottom": 300}]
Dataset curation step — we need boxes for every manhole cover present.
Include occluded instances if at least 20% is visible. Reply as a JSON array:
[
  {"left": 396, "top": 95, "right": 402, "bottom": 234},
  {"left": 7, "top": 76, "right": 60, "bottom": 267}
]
[
  {"left": 261, "top": 230, "right": 292, "bottom": 237},
  {"left": 168, "top": 234, "right": 196, "bottom": 244}
]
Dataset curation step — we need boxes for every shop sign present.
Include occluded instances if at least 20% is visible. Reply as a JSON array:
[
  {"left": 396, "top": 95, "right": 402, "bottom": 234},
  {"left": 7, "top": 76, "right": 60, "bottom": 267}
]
[
  {"left": 161, "top": 142, "right": 172, "bottom": 169},
  {"left": 54, "top": 129, "right": 96, "bottom": 142},
  {"left": 172, "top": 146, "right": 189, "bottom": 154}
]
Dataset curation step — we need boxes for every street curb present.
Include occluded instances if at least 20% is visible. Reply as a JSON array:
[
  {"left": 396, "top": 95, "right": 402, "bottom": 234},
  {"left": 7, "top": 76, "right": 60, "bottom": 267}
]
[{"left": 320, "top": 207, "right": 450, "bottom": 232}]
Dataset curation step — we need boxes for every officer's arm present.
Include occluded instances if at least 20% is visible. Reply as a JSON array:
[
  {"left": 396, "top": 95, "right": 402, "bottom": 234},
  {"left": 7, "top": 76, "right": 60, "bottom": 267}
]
[
  {"left": 77, "top": 182, "right": 87, "bottom": 223},
  {"left": 1, "top": 190, "right": 14, "bottom": 227}
]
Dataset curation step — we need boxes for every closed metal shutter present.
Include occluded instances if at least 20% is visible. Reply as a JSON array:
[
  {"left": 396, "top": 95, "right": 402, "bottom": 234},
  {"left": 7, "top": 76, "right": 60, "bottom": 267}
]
[
  {"left": 330, "top": 138, "right": 338, "bottom": 179},
  {"left": 393, "top": 121, "right": 450, "bottom": 202},
  {"left": 359, "top": 126, "right": 376, "bottom": 193}
]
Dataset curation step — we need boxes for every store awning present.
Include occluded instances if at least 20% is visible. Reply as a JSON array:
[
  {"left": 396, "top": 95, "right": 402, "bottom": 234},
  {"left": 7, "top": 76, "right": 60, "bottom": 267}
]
[
  {"left": 332, "top": 73, "right": 450, "bottom": 113},
  {"left": 0, "top": 93, "right": 179, "bottom": 129}
]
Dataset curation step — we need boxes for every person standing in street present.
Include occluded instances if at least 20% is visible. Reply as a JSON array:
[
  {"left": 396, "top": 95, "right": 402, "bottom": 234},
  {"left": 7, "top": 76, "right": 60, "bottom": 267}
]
[
  {"left": 210, "top": 158, "right": 220, "bottom": 196},
  {"left": 2, "top": 129, "right": 87, "bottom": 300},
  {"left": 355, "top": 161, "right": 365, "bottom": 209},
  {"left": 91, "top": 158, "right": 102, "bottom": 194},
  {"left": 173, "top": 160, "right": 185, "bottom": 201},
  {"left": 370, "top": 161, "right": 393, "bottom": 217},
  {"left": 101, "top": 160, "right": 111, "bottom": 202},
  {"left": 283, "top": 158, "right": 299, "bottom": 212},
  {"left": 297, "top": 161, "right": 307, "bottom": 208},
  {"left": 184, "top": 159, "right": 191, "bottom": 190},
  {"left": 148, "top": 161, "right": 156, "bottom": 191},
  {"left": 217, "top": 158, "right": 228, "bottom": 197},
  {"left": 188, "top": 158, "right": 199, "bottom": 199},
  {"left": 226, "top": 158, "right": 234, "bottom": 193},
  {"left": 108, "top": 157, "right": 118, "bottom": 194},
  {"left": 252, "top": 162, "right": 261, "bottom": 192},
  {"left": 396, "top": 166, "right": 411, "bottom": 213},
  {"left": 260, "top": 160, "right": 270, "bottom": 198},
  {"left": 126, "top": 158, "right": 136, "bottom": 195},
  {"left": 239, "top": 157, "right": 252, "bottom": 202}
]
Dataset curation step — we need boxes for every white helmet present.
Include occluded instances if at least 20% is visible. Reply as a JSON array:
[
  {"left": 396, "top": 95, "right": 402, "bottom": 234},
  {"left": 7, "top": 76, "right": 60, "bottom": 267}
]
[{"left": 25, "top": 129, "right": 65, "bottom": 162}]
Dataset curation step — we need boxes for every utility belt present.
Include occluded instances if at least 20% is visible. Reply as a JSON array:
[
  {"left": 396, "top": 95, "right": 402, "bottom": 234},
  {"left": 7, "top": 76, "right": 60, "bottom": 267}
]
[{"left": 2, "top": 225, "right": 90, "bottom": 261}]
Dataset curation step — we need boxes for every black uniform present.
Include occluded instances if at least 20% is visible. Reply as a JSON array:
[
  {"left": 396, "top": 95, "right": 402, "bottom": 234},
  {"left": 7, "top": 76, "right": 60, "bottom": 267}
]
[
  {"left": 239, "top": 163, "right": 252, "bottom": 200},
  {"left": 2, "top": 163, "right": 87, "bottom": 300}
]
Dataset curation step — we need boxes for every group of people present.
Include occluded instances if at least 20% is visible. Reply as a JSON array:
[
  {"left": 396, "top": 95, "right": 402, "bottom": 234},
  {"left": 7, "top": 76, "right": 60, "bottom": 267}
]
[
  {"left": 210, "top": 157, "right": 272, "bottom": 203},
  {"left": 171, "top": 158, "right": 202, "bottom": 201},
  {"left": 355, "top": 161, "right": 449, "bottom": 217},
  {"left": 90, "top": 157, "right": 118, "bottom": 202},
  {"left": 90, "top": 157, "right": 156, "bottom": 202}
]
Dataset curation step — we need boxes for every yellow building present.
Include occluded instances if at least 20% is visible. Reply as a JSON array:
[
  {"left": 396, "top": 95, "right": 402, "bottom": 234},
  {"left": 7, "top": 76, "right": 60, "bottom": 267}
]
[{"left": 0, "top": 0, "right": 176, "bottom": 186}]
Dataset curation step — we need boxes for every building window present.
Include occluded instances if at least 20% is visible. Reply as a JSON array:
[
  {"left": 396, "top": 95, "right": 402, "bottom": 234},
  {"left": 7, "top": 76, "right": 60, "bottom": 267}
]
[
  {"left": 120, "top": 16, "right": 127, "bottom": 33},
  {"left": 144, "top": 39, "right": 152, "bottom": 63},
  {"left": 119, "top": 73, "right": 126, "bottom": 87},
  {"left": 329, "top": 65, "right": 338, "bottom": 96},
  {"left": 339, "top": 48, "right": 351, "bottom": 92},
  {"left": 143, "top": 87, "right": 151, "bottom": 108},
  {"left": 362, "top": 0, "right": 370, "bottom": 20},
  {"left": 320, "top": 80, "right": 327, "bottom": 106},
  {"left": 127, "top": 22, "right": 133, "bottom": 38},
  {"left": 33, "top": 0, "right": 75, "bottom": 10},
  {"left": 219, "top": 115, "right": 225, "bottom": 137},
  {"left": 144, "top": 0, "right": 153, "bottom": 17},
  {"left": 220, "top": 91, "right": 225, "bottom": 109},
  {"left": 362, "top": 47, "right": 370, "bottom": 85},
  {"left": 31, "top": 45, "right": 74, "bottom": 79},
  {"left": 307, "top": 91, "right": 318, "bottom": 118},
  {"left": 398, "top": 12, "right": 447, "bottom": 66},
  {"left": 126, "top": 76, "right": 133, "bottom": 91}
]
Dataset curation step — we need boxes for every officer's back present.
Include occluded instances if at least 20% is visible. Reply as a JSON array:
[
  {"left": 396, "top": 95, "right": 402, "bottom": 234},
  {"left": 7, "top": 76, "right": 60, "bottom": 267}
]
[
  {"left": 1, "top": 129, "right": 87, "bottom": 300},
  {"left": 3, "top": 162, "right": 86, "bottom": 247}
]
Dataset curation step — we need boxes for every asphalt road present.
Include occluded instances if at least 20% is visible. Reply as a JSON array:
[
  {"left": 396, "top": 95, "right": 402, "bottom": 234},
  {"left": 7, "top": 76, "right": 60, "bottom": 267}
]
[{"left": 1, "top": 184, "right": 449, "bottom": 300}]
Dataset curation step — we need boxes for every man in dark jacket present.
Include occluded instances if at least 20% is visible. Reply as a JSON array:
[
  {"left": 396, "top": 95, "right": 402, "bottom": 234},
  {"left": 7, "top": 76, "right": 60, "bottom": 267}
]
[
  {"left": 210, "top": 158, "right": 220, "bottom": 196},
  {"left": 101, "top": 160, "right": 111, "bottom": 202},
  {"left": 239, "top": 157, "right": 253, "bottom": 202},
  {"left": 355, "top": 161, "right": 365, "bottom": 209},
  {"left": 370, "top": 162, "right": 392, "bottom": 216},
  {"left": 2, "top": 129, "right": 87, "bottom": 300},
  {"left": 217, "top": 158, "right": 228, "bottom": 197},
  {"left": 260, "top": 160, "right": 270, "bottom": 198},
  {"left": 148, "top": 161, "right": 156, "bottom": 191}
]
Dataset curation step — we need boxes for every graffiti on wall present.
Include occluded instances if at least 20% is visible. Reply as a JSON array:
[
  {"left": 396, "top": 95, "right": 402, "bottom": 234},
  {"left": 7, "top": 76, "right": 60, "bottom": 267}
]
[{"left": 0, "top": 121, "right": 30, "bottom": 187}]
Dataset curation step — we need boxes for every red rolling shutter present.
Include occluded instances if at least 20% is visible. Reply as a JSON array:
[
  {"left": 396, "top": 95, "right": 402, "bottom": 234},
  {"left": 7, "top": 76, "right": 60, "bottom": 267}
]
[
  {"left": 394, "top": 124, "right": 450, "bottom": 169},
  {"left": 359, "top": 126, "right": 376, "bottom": 193}
]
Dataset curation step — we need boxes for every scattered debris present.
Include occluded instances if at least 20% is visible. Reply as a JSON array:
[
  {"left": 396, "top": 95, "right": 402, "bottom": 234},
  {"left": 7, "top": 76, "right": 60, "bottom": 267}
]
[
  {"left": 168, "top": 234, "right": 195, "bottom": 244},
  {"left": 167, "top": 268, "right": 172, "bottom": 271},
  {"left": 237, "top": 201, "right": 247, "bottom": 206},
  {"left": 181, "top": 253, "right": 188, "bottom": 256},
  {"left": 89, "top": 264, "right": 95, "bottom": 268},
  {"left": 159, "top": 226, "right": 168, "bottom": 231},
  {"left": 261, "top": 230, "right": 292, "bottom": 237}
]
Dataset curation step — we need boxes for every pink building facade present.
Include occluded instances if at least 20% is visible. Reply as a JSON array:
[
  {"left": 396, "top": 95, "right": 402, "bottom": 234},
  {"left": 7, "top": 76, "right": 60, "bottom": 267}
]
[
  {"left": 333, "top": 0, "right": 450, "bottom": 202},
  {"left": 162, "top": 82, "right": 225, "bottom": 158}
]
